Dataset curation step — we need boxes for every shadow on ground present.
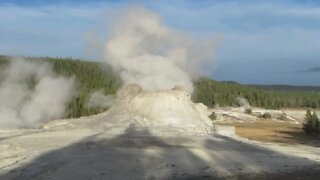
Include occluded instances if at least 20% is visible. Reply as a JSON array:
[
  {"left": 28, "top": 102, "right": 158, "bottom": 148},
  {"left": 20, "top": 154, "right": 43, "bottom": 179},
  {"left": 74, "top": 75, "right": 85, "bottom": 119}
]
[
  {"left": 1, "top": 124, "right": 320, "bottom": 180},
  {"left": 275, "top": 127, "right": 320, "bottom": 147}
]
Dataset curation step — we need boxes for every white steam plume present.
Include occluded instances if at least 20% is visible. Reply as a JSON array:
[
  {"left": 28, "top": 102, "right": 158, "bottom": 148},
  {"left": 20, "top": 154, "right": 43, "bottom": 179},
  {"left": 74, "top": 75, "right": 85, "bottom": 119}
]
[
  {"left": 236, "top": 97, "right": 251, "bottom": 109},
  {"left": 0, "top": 58, "right": 75, "bottom": 128},
  {"left": 86, "top": 90, "right": 115, "bottom": 108},
  {"left": 104, "top": 7, "right": 215, "bottom": 93}
]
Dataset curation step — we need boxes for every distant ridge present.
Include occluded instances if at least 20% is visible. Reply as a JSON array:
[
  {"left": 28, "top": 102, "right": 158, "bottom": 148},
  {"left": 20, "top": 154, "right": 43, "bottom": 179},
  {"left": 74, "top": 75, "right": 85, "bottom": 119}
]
[
  {"left": 220, "top": 80, "right": 320, "bottom": 91},
  {"left": 247, "top": 84, "right": 320, "bottom": 91}
]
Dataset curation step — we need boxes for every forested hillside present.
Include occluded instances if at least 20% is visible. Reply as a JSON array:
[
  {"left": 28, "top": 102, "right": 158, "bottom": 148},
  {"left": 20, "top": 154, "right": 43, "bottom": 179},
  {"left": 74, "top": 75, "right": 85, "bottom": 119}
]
[
  {"left": 193, "top": 78, "right": 320, "bottom": 109},
  {"left": 1, "top": 55, "right": 319, "bottom": 119}
]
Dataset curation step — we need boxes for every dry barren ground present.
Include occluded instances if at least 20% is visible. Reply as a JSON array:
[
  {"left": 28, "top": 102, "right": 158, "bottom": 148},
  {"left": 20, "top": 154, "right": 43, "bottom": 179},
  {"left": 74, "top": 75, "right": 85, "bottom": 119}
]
[{"left": 216, "top": 121, "right": 320, "bottom": 147}]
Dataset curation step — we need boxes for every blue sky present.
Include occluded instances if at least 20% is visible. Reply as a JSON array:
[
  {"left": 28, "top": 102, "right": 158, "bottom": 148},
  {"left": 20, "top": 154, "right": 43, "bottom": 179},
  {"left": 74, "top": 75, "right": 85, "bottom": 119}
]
[{"left": 0, "top": 0, "right": 320, "bottom": 85}]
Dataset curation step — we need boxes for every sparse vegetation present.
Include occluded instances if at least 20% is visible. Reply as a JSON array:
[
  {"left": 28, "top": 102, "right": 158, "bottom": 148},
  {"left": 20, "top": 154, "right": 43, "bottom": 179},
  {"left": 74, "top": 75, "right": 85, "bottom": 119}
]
[
  {"left": 209, "top": 112, "right": 217, "bottom": 121},
  {"left": 245, "top": 108, "right": 252, "bottom": 114},
  {"left": 303, "top": 109, "right": 319, "bottom": 135}
]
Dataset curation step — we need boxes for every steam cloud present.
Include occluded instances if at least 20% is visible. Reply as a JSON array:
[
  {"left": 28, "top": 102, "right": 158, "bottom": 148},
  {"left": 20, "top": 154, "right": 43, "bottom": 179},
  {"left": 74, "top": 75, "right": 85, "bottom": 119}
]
[
  {"left": 86, "top": 90, "right": 115, "bottom": 108},
  {"left": 0, "top": 58, "right": 75, "bottom": 128},
  {"left": 104, "top": 7, "right": 215, "bottom": 93},
  {"left": 236, "top": 97, "right": 251, "bottom": 109}
]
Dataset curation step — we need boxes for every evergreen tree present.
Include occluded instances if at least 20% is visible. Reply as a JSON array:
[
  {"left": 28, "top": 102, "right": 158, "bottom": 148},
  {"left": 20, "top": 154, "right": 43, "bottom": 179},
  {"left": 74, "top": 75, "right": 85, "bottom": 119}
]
[
  {"left": 312, "top": 112, "right": 319, "bottom": 134},
  {"left": 303, "top": 110, "right": 319, "bottom": 135}
]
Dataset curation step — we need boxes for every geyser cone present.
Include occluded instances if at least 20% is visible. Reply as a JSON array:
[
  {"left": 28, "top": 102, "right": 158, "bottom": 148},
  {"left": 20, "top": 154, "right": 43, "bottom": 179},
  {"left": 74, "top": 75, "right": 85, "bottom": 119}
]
[
  {"left": 107, "top": 84, "right": 212, "bottom": 127},
  {"left": 44, "top": 84, "right": 214, "bottom": 135}
]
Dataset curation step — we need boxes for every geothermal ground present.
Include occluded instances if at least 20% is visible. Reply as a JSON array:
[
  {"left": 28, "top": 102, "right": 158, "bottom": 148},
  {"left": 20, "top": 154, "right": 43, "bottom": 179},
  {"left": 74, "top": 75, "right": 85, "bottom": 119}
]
[
  {"left": 1, "top": 126, "right": 320, "bottom": 179},
  {"left": 0, "top": 86, "right": 320, "bottom": 179}
]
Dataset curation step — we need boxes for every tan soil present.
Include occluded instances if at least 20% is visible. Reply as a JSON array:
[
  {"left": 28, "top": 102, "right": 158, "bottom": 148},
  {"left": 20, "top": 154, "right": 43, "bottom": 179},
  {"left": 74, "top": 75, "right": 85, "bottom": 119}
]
[{"left": 216, "top": 121, "right": 320, "bottom": 147}]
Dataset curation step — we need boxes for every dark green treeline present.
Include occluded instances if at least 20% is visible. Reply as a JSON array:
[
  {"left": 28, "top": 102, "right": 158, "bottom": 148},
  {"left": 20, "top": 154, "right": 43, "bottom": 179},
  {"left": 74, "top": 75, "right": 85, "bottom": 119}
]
[{"left": 193, "top": 78, "right": 320, "bottom": 109}]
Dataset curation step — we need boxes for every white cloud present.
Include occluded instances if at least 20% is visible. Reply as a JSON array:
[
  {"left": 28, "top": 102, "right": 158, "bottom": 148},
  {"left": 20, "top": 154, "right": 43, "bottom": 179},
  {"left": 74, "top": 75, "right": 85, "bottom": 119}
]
[{"left": 0, "top": 1, "right": 319, "bottom": 85}]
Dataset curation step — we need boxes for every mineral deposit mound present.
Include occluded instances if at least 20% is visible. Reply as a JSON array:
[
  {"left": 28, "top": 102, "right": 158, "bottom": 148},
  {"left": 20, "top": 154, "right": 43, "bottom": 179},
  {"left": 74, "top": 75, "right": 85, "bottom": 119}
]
[{"left": 44, "top": 84, "right": 214, "bottom": 135}]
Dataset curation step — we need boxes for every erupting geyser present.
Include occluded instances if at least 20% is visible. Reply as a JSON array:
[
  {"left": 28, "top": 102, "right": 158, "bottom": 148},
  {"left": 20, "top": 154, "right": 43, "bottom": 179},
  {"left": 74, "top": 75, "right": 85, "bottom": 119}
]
[{"left": 45, "top": 7, "right": 216, "bottom": 135}]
